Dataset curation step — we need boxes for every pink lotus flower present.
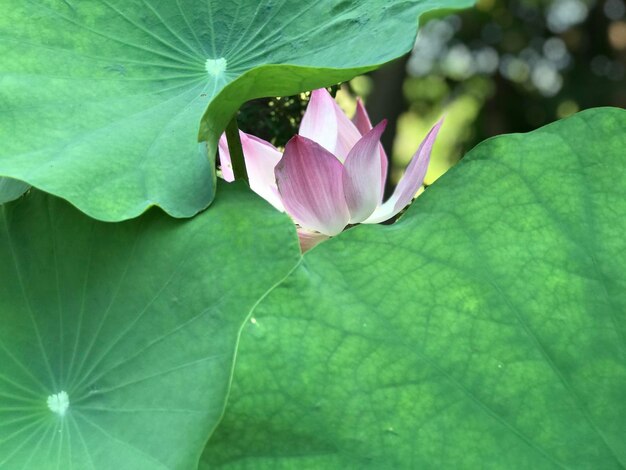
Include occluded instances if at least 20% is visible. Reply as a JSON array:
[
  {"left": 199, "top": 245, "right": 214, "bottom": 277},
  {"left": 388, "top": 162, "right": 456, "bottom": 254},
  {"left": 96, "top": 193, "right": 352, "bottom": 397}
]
[{"left": 219, "top": 89, "right": 442, "bottom": 251}]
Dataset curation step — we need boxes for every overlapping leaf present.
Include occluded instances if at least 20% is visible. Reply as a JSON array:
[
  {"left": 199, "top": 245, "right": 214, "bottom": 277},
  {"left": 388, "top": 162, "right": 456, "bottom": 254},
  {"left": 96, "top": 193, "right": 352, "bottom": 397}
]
[
  {"left": 0, "top": 0, "right": 473, "bottom": 221},
  {"left": 0, "top": 177, "right": 30, "bottom": 204},
  {"left": 0, "top": 182, "right": 300, "bottom": 469},
  {"left": 203, "top": 108, "right": 626, "bottom": 468}
]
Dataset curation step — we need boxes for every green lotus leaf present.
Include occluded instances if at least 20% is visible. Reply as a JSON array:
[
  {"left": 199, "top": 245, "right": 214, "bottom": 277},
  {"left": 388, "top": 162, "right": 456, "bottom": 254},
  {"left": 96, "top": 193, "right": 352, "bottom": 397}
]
[
  {"left": 0, "top": 0, "right": 473, "bottom": 221},
  {"left": 0, "top": 177, "right": 30, "bottom": 204},
  {"left": 203, "top": 108, "right": 626, "bottom": 468},
  {"left": 0, "top": 182, "right": 300, "bottom": 468}
]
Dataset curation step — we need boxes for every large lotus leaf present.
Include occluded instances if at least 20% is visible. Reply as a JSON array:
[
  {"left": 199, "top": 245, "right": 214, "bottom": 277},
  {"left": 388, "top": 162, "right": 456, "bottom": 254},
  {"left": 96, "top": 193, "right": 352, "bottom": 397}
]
[
  {"left": 0, "top": 0, "right": 473, "bottom": 222},
  {"left": 0, "top": 182, "right": 300, "bottom": 469},
  {"left": 202, "top": 108, "right": 626, "bottom": 468}
]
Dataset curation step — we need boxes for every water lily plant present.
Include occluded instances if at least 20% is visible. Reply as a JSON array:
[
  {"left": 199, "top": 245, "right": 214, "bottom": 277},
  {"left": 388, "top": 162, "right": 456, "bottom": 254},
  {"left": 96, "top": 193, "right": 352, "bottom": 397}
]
[{"left": 219, "top": 89, "right": 442, "bottom": 250}]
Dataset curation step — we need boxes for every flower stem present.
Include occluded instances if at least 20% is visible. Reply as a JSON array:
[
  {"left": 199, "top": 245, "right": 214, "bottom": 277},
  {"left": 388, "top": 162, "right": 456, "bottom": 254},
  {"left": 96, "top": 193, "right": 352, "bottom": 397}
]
[{"left": 225, "top": 115, "right": 248, "bottom": 182}]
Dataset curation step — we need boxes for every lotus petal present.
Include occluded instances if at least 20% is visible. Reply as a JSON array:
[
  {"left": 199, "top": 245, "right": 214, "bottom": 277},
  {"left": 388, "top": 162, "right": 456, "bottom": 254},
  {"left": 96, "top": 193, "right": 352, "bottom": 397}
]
[
  {"left": 353, "top": 98, "right": 388, "bottom": 195},
  {"left": 300, "top": 89, "right": 361, "bottom": 161},
  {"left": 218, "top": 134, "right": 234, "bottom": 182},
  {"left": 342, "top": 121, "right": 387, "bottom": 223},
  {"left": 218, "top": 131, "right": 284, "bottom": 211},
  {"left": 275, "top": 136, "right": 350, "bottom": 236},
  {"left": 364, "top": 119, "right": 443, "bottom": 224}
]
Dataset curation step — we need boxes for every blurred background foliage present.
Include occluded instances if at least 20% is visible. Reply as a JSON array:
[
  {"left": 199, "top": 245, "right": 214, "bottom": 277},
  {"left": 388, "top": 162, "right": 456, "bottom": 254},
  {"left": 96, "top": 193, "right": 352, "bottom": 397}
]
[{"left": 237, "top": 0, "right": 625, "bottom": 192}]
